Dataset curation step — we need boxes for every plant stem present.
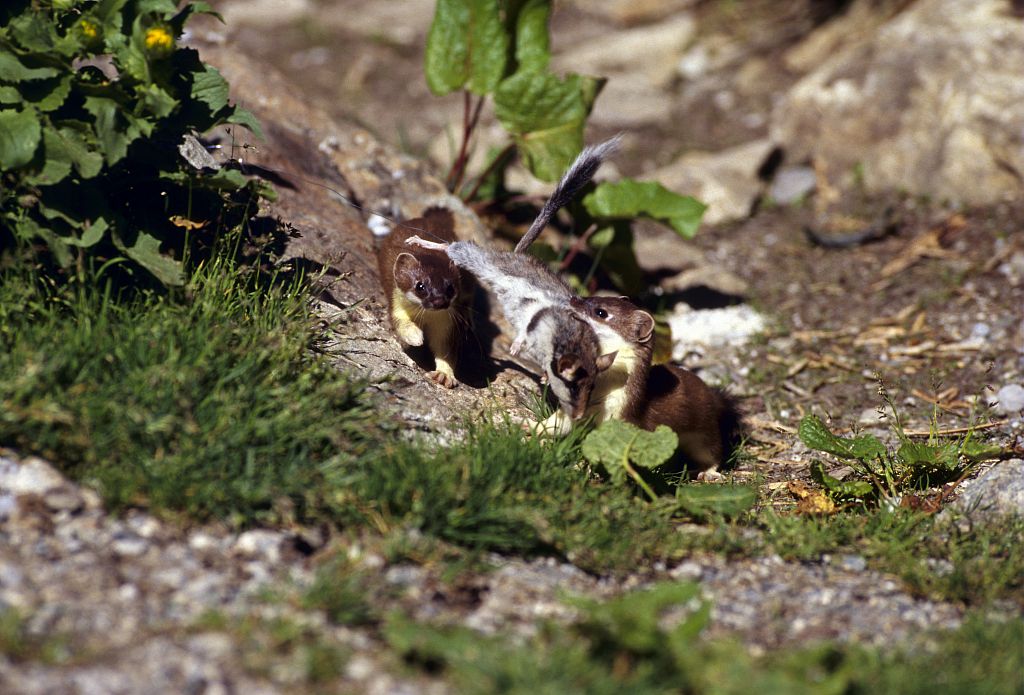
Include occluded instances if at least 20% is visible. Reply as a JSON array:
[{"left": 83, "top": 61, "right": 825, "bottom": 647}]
[
  {"left": 446, "top": 91, "right": 485, "bottom": 194},
  {"left": 559, "top": 224, "right": 598, "bottom": 272},
  {"left": 463, "top": 143, "right": 516, "bottom": 203}
]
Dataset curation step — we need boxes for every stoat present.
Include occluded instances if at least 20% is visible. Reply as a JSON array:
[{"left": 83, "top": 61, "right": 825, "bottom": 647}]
[
  {"left": 575, "top": 295, "right": 742, "bottom": 475},
  {"left": 377, "top": 207, "right": 469, "bottom": 388}
]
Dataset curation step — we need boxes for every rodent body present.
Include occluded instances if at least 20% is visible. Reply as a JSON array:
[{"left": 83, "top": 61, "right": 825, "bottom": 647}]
[{"left": 377, "top": 208, "right": 468, "bottom": 388}]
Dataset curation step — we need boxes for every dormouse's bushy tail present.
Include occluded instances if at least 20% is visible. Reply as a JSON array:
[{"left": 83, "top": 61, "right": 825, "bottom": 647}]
[{"left": 514, "top": 134, "right": 622, "bottom": 254}]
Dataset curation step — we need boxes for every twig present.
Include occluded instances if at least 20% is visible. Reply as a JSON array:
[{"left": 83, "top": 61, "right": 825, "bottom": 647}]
[
  {"left": 462, "top": 142, "right": 516, "bottom": 203},
  {"left": 904, "top": 420, "right": 1010, "bottom": 437},
  {"left": 446, "top": 92, "right": 485, "bottom": 193},
  {"left": 558, "top": 223, "right": 598, "bottom": 271}
]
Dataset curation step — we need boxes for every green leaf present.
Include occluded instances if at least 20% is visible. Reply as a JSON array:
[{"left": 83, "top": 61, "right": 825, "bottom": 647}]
[
  {"left": 425, "top": 0, "right": 508, "bottom": 96},
  {"left": 960, "top": 441, "right": 1004, "bottom": 462},
  {"left": 84, "top": 95, "right": 145, "bottom": 165},
  {"left": 494, "top": 71, "right": 601, "bottom": 181},
  {"left": 224, "top": 107, "right": 264, "bottom": 140},
  {"left": 123, "top": 230, "right": 184, "bottom": 286},
  {"left": 27, "top": 124, "right": 103, "bottom": 185},
  {"left": 190, "top": 64, "right": 230, "bottom": 114},
  {"left": 810, "top": 459, "right": 875, "bottom": 499},
  {"left": 18, "top": 217, "right": 73, "bottom": 266},
  {"left": 136, "top": 0, "right": 179, "bottom": 14},
  {"left": 140, "top": 83, "right": 178, "bottom": 118},
  {"left": 798, "top": 414, "right": 887, "bottom": 462},
  {"left": 582, "top": 420, "right": 678, "bottom": 479},
  {"left": 510, "top": 0, "right": 550, "bottom": 74},
  {"left": 583, "top": 179, "right": 707, "bottom": 238},
  {"left": 0, "top": 85, "right": 20, "bottom": 103},
  {"left": 0, "top": 53, "right": 58, "bottom": 82},
  {"left": 896, "top": 440, "right": 960, "bottom": 470},
  {"left": 0, "top": 107, "right": 42, "bottom": 169},
  {"left": 19, "top": 74, "right": 72, "bottom": 112},
  {"left": 674, "top": 484, "right": 758, "bottom": 519},
  {"left": 69, "top": 216, "right": 109, "bottom": 248}
]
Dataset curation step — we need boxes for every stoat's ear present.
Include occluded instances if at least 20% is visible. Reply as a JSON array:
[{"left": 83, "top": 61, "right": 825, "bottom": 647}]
[
  {"left": 633, "top": 311, "right": 655, "bottom": 344},
  {"left": 393, "top": 252, "right": 421, "bottom": 278},
  {"left": 595, "top": 351, "right": 618, "bottom": 372}
]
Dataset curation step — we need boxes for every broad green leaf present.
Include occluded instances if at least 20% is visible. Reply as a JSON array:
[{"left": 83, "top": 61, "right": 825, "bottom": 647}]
[
  {"left": 19, "top": 217, "right": 73, "bottom": 266},
  {"left": 582, "top": 420, "right": 678, "bottom": 477},
  {"left": 84, "top": 95, "right": 144, "bottom": 165},
  {"left": 571, "top": 582, "right": 703, "bottom": 655},
  {"left": 225, "top": 107, "right": 264, "bottom": 140},
  {"left": 136, "top": 0, "right": 179, "bottom": 14},
  {"left": 494, "top": 71, "right": 602, "bottom": 181},
  {"left": 510, "top": 0, "right": 550, "bottom": 74},
  {"left": 19, "top": 74, "right": 72, "bottom": 112},
  {"left": 0, "top": 107, "right": 42, "bottom": 169},
  {"left": 591, "top": 222, "right": 644, "bottom": 295},
  {"left": 810, "top": 459, "right": 874, "bottom": 499},
  {"left": 69, "top": 216, "right": 109, "bottom": 248},
  {"left": 27, "top": 124, "right": 103, "bottom": 185},
  {"left": 0, "top": 86, "right": 20, "bottom": 103},
  {"left": 798, "top": 414, "right": 887, "bottom": 462},
  {"left": 8, "top": 11, "right": 55, "bottom": 53},
  {"left": 140, "top": 83, "right": 178, "bottom": 118},
  {"left": 0, "top": 53, "right": 58, "bottom": 82},
  {"left": 674, "top": 484, "right": 758, "bottom": 519},
  {"left": 190, "top": 64, "right": 229, "bottom": 114},
  {"left": 583, "top": 179, "right": 707, "bottom": 238},
  {"left": 124, "top": 230, "right": 184, "bottom": 286},
  {"left": 960, "top": 441, "right": 1004, "bottom": 461},
  {"left": 425, "top": 0, "right": 508, "bottom": 96},
  {"left": 896, "top": 440, "right": 959, "bottom": 470},
  {"left": 94, "top": 0, "right": 131, "bottom": 29}
]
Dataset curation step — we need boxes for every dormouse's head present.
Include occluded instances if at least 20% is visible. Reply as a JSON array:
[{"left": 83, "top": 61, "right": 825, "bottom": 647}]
[
  {"left": 572, "top": 295, "right": 655, "bottom": 348},
  {"left": 547, "top": 316, "right": 617, "bottom": 419},
  {"left": 393, "top": 251, "right": 460, "bottom": 310}
]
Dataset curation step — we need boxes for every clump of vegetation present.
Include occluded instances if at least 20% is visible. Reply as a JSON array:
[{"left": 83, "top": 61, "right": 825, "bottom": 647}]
[
  {"left": 0, "top": 0, "right": 268, "bottom": 287},
  {"left": 581, "top": 419, "right": 757, "bottom": 519},
  {"left": 798, "top": 382, "right": 1003, "bottom": 509},
  {"left": 425, "top": 0, "right": 705, "bottom": 294},
  {"left": 383, "top": 584, "right": 1024, "bottom": 695}
]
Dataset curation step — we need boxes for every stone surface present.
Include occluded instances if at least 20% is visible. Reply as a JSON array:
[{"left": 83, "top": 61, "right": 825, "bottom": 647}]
[
  {"left": 646, "top": 139, "right": 774, "bottom": 225},
  {"left": 953, "top": 460, "right": 1024, "bottom": 521},
  {"left": 993, "top": 384, "right": 1024, "bottom": 415},
  {"left": 772, "top": 0, "right": 1024, "bottom": 204}
]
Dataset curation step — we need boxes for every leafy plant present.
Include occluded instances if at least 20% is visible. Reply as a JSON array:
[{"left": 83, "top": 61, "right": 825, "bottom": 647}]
[
  {"left": 798, "top": 393, "right": 1003, "bottom": 508},
  {"left": 582, "top": 419, "right": 757, "bottom": 519},
  {"left": 0, "top": 0, "right": 268, "bottom": 287},
  {"left": 424, "top": 0, "right": 706, "bottom": 294}
]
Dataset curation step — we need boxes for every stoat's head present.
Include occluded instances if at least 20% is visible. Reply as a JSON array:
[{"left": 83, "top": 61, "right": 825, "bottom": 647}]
[
  {"left": 393, "top": 251, "right": 460, "bottom": 311},
  {"left": 572, "top": 295, "right": 655, "bottom": 348}
]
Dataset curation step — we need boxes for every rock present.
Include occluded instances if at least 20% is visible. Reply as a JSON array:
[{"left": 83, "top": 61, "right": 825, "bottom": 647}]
[
  {"left": 233, "top": 529, "right": 285, "bottom": 564},
  {"left": 992, "top": 384, "right": 1024, "bottom": 415},
  {"left": 0, "top": 455, "right": 67, "bottom": 496},
  {"left": 645, "top": 139, "right": 774, "bottom": 225},
  {"left": 769, "top": 166, "right": 817, "bottom": 205},
  {"left": 667, "top": 304, "right": 768, "bottom": 359},
  {"left": 953, "top": 460, "right": 1024, "bottom": 520},
  {"left": 771, "top": 0, "right": 1024, "bottom": 204}
]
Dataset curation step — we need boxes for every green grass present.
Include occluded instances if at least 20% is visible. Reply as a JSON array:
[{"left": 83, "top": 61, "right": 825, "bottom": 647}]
[{"left": 0, "top": 261, "right": 682, "bottom": 570}]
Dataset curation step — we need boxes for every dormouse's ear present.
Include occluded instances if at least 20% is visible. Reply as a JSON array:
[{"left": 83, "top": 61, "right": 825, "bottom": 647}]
[
  {"left": 556, "top": 354, "right": 581, "bottom": 381},
  {"left": 633, "top": 311, "right": 655, "bottom": 344},
  {"left": 393, "top": 252, "right": 421, "bottom": 278},
  {"left": 595, "top": 351, "right": 618, "bottom": 372}
]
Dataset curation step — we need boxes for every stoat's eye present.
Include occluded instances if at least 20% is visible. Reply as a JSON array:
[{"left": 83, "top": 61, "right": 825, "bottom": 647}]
[
  {"left": 595, "top": 308, "right": 608, "bottom": 319},
  {"left": 414, "top": 281, "right": 426, "bottom": 294}
]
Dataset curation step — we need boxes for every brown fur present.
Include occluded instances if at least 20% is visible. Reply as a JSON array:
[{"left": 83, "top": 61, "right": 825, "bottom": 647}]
[
  {"left": 377, "top": 208, "right": 469, "bottom": 387},
  {"left": 575, "top": 295, "right": 741, "bottom": 473}
]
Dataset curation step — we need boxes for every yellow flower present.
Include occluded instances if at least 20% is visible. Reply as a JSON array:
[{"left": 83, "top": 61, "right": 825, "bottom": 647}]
[
  {"left": 144, "top": 26, "right": 175, "bottom": 56},
  {"left": 79, "top": 19, "right": 98, "bottom": 40}
]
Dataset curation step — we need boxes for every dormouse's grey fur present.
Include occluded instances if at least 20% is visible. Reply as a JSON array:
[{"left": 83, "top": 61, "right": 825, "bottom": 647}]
[{"left": 404, "top": 137, "right": 623, "bottom": 416}]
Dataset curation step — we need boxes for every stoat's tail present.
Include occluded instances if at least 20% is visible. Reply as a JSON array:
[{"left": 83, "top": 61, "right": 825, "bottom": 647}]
[{"left": 514, "top": 134, "right": 622, "bottom": 254}]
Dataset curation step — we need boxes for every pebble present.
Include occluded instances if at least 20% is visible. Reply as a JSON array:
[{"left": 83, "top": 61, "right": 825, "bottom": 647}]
[
  {"left": 952, "top": 460, "right": 1024, "bottom": 521},
  {"left": 993, "top": 384, "right": 1024, "bottom": 415},
  {"left": 769, "top": 166, "right": 817, "bottom": 204}
]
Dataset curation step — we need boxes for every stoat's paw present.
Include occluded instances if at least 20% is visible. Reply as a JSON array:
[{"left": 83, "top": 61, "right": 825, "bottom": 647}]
[
  {"left": 427, "top": 370, "right": 457, "bottom": 389},
  {"left": 696, "top": 468, "right": 723, "bottom": 482}
]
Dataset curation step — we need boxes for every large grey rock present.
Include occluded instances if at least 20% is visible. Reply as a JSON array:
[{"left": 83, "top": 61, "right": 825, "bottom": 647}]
[
  {"left": 953, "top": 460, "right": 1024, "bottom": 521},
  {"left": 771, "top": 0, "right": 1024, "bottom": 204}
]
